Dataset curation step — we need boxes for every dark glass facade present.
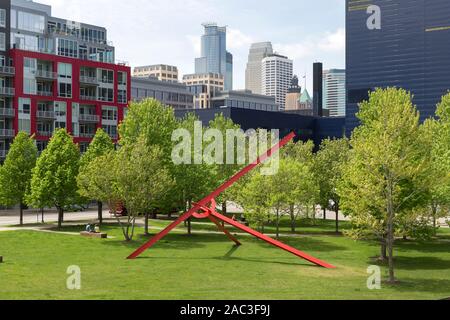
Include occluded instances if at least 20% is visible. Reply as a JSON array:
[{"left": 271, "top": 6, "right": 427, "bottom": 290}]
[{"left": 346, "top": 0, "right": 450, "bottom": 135}]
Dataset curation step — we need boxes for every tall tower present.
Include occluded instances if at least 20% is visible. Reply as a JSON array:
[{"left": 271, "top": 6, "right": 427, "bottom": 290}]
[
  {"left": 313, "top": 62, "right": 323, "bottom": 117},
  {"left": 245, "top": 42, "right": 273, "bottom": 94},
  {"left": 195, "top": 23, "right": 233, "bottom": 91},
  {"left": 323, "top": 69, "right": 346, "bottom": 117},
  {"left": 261, "top": 54, "right": 293, "bottom": 111}
]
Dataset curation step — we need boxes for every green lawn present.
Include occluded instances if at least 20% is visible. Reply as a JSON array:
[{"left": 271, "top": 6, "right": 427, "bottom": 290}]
[{"left": 0, "top": 219, "right": 449, "bottom": 300}]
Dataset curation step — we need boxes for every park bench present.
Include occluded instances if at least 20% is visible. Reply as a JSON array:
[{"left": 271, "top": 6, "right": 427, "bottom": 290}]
[{"left": 80, "top": 231, "right": 107, "bottom": 239}]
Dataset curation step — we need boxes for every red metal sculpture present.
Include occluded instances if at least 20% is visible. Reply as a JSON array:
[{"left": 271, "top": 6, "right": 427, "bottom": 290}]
[{"left": 127, "top": 132, "right": 335, "bottom": 269}]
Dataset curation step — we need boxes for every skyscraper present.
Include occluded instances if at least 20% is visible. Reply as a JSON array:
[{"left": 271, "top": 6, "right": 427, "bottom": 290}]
[
  {"left": 346, "top": 0, "right": 450, "bottom": 134},
  {"left": 323, "top": 69, "right": 346, "bottom": 117},
  {"left": 245, "top": 42, "right": 273, "bottom": 94},
  {"left": 195, "top": 23, "right": 233, "bottom": 91},
  {"left": 261, "top": 54, "right": 293, "bottom": 111}
]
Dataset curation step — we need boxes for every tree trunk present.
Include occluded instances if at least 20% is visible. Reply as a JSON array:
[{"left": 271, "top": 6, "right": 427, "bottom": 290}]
[
  {"left": 386, "top": 181, "right": 396, "bottom": 283},
  {"left": 97, "top": 201, "right": 103, "bottom": 225},
  {"left": 380, "top": 235, "right": 387, "bottom": 261},
  {"left": 19, "top": 202, "right": 24, "bottom": 226},
  {"left": 187, "top": 199, "right": 192, "bottom": 235},
  {"left": 290, "top": 205, "right": 296, "bottom": 232},
  {"left": 276, "top": 208, "right": 280, "bottom": 240},
  {"left": 41, "top": 208, "right": 45, "bottom": 223},
  {"left": 335, "top": 204, "right": 339, "bottom": 233},
  {"left": 432, "top": 204, "right": 438, "bottom": 236},
  {"left": 57, "top": 207, "right": 63, "bottom": 229},
  {"left": 222, "top": 201, "right": 227, "bottom": 216},
  {"left": 144, "top": 212, "right": 149, "bottom": 236},
  {"left": 323, "top": 208, "right": 327, "bottom": 220}
]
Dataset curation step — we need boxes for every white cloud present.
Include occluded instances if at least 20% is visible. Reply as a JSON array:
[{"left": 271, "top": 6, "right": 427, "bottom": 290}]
[
  {"left": 227, "top": 28, "right": 254, "bottom": 50},
  {"left": 318, "top": 28, "right": 345, "bottom": 51}
]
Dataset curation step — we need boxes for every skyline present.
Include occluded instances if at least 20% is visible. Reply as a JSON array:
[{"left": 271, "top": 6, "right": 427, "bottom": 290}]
[{"left": 38, "top": 0, "right": 346, "bottom": 93}]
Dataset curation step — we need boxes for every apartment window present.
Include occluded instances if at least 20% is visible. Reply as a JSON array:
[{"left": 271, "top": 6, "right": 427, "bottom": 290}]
[
  {"left": 58, "top": 63, "right": 72, "bottom": 78},
  {"left": 118, "top": 90, "right": 127, "bottom": 104},
  {"left": 10, "top": 9, "right": 16, "bottom": 28},
  {"left": 0, "top": 33, "right": 5, "bottom": 51},
  {"left": 102, "top": 106, "right": 117, "bottom": 121},
  {"left": 0, "top": 9, "right": 5, "bottom": 28},
  {"left": 18, "top": 119, "right": 31, "bottom": 134},
  {"left": 19, "top": 98, "right": 31, "bottom": 114},
  {"left": 102, "top": 124, "right": 117, "bottom": 137},
  {"left": 58, "top": 83, "right": 72, "bottom": 98},
  {"left": 98, "top": 87, "right": 113, "bottom": 102},
  {"left": 99, "top": 69, "right": 114, "bottom": 84},
  {"left": 118, "top": 72, "right": 127, "bottom": 85},
  {"left": 18, "top": 11, "right": 45, "bottom": 33},
  {"left": 57, "top": 38, "right": 78, "bottom": 58}
]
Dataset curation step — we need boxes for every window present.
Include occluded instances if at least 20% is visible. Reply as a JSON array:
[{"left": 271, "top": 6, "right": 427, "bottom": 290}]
[
  {"left": 0, "top": 9, "right": 5, "bottom": 28},
  {"left": 19, "top": 98, "right": 31, "bottom": 114},
  {"left": 102, "top": 125, "right": 117, "bottom": 138},
  {"left": 118, "top": 72, "right": 127, "bottom": 85},
  {"left": 99, "top": 69, "right": 113, "bottom": 84},
  {"left": 0, "top": 33, "right": 5, "bottom": 51},
  {"left": 102, "top": 107, "right": 117, "bottom": 121},
  {"left": 18, "top": 11, "right": 45, "bottom": 33},
  {"left": 58, "top": 83, "right": 72, "bottom": 98},
  {"left": 24, "top": 79, "right": 37, "bottom": 95},
  {"left": 19, "top": 119, "right": 31, "bottom": 134},
  {"left": 118, "top": 90, "right": 127, "bottom": 104},
  {"left": 98, "top": 87, "right": 113, "bottom": 102},
  {"left": 57, "top": 38, "right": 78, "bottom": 58},
  {"left": 58, "top": 63, "right": 72, "bottom": 78},
  {"left": 11, "top": 9, "right": 16, "bottom": 28}
]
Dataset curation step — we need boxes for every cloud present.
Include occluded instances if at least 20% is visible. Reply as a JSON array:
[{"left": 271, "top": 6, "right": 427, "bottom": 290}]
[
  {"left": 186, "top": 35, "right": 201, "bottom": 56},
  {"left": 318, "top": 28, "right": 345, "bottom": 51},
  {"left": 227, "top": 28, "right": 254, "bottom": 50}
]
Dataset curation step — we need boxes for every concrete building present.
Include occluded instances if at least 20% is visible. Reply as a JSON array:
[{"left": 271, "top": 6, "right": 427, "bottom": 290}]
[
  {"left": 245, "top": 42, "right": 273, "bottom": 94},
  {"left": 0, "top": 0, "right": 131, "bottom": 157},
  {"left": 131, "top": 77, "right": 193, "bottom": 110},
  {"left": 261, "top": 54, "right": 293, "bottom": 111},
  {"left": 285, "top": 75, "right": 301, "bottom": 111},
  {"left": 195, "top": 23, "right": 233, "bottom": 91},
  {"left": 323, "top": 69, "right": 346, "bottom": 117},
  {"left": 132, "top": 64, "right": 178, "bottom": 83},
  {"left": 182, "top": 73, "right": 224, "bottom": 109},
  {"left": 346, "top": 0, "right": 450, "bottom": 134},
  {"left": 211, "top": 90, "right": 278, "bottom": 112}
]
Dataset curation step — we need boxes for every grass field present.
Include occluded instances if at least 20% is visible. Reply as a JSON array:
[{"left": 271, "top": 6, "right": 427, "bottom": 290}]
[{"left": 0, "top": 218, "right": 449, "bottom": 300}]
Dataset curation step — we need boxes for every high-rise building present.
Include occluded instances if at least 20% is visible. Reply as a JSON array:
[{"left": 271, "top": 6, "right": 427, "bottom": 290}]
[
  {"left": 195, "top": 23, "right": 233, "bottom": 91},
  {"left": 182, "top": 73, "right": 224, "bottom": 109},
  {"left": 313, "top": 62, "right": 323, "bottom": 117},
  {"left": 285, "top": 75, "right": 302, "bottom": 111},
  {"left": 245, "top": 42, "right": 273, "bottom": 94},
  {"left": 0, "top": 0, "right": 131, "bottom": 157},
  {"left": 323, "top": 69, "right": 346, "bottom": 117},
  {"left": 346, "top": 0, "right": 450, "bottom": 134},
  {"left": 262, "top": 54, "right": 293, "bottom": 110},
  {"left": 133, "top": 64, "right": 178, "bottom": 83}
]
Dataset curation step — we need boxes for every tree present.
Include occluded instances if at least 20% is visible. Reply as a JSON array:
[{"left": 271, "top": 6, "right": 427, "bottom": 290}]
[
  {"left": 314, "top": 138, "right": 350, "bottom": 233},
  {"left": 338, "top": 88, "right": 431, "bottom": 283},
  {"left": 0, "top": 132, "right": 38, "bottom": 225},
  {"left": 207, "top": 113, "right": 244, "bottom": 217},
  {"left": 79, "top": 128, "right": 115, "bottom": 224},
  {"left": 115, "top": 136, "right": 174, "bottom": 241},
  {"left": 421, "top": 93, "right": 450, "bottom": 233},
  {"left": 27, "top": 129, "right": 80, "bottom": 229},
  {"left": 119, "top": 98, "right": 179, "bottom": 228},
  {"left": 172, "top": 113, "right": 214, "bottom": 234},
  {"left": 77, "top": 151, "right": 119, "bottom": 224}
]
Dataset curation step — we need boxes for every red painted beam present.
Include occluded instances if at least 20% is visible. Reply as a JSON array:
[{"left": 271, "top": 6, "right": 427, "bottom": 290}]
[
  {"left": 127, "top": 132, "right": 295, "bottom": 260},
  {"left": 210, "top": 211, "right": 336, "bottom": 269},
  {"left": 208, "top": 215, "right": 241, "bottom": 246}
]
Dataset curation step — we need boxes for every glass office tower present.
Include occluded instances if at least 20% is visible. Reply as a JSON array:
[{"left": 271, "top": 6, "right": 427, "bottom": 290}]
[
  {"left": 346, "top": 0, "right": 450, "bottom": 135},
  {"left": 195, "top": 23, "right": 233, "bottom": 91}
]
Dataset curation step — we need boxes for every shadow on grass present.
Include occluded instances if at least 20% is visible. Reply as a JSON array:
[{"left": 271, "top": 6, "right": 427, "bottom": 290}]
[
  {"left": 254, "top": 236, "right": 347, "bottom": 253},
  {"left": 385, "top": 278, "right": 450, "bottom": 295},
  {"left": 396, "top": 239, "right": 450, "bottom": 254},
  {"left": 392, "top": 256, "right": 450, "bottom": 271}
]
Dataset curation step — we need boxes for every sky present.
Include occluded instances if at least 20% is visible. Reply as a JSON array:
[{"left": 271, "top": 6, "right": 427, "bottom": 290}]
[{"left": 39, "top": 0, "right": 346, "bottom": 93}]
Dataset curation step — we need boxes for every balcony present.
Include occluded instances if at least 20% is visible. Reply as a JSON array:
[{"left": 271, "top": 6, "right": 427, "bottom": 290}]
[
  {"left": 37, "top": 90, "right": 53, "bottom": 97},
  {"left": 35, "top": 70, "right": 58, "bottom": 80},
  {"left": 0, "top": 129, "right": 15, "bottom": 138},
  {"left": 36, "top": 111, "right": 56, "bottom": 119},
  {"left": 0, "top": 108, "right": 15, "bottom": 117},
  {"left": 79, "top": 132, "right": 95, "bottom": 139},
  {"left": 0, "top": 87, "right": 15, "bottom": 97},
  {"left": 0, "top": 66, "right": 15, "bottom": 76},
  {"left": 79, "top": 114, "right": 100, "bottom": 123},
  {"left": 80, "top": 94, "right": 97, "bottom": 101},
  {"left": 0, "top": 149, "right": 8, "bottom": 158},
  {"left": 37, "top": 131, "right": 53, "bottom": 137},
  {"left": 80, "top": 76, "right": 99, "bottom": 86}
]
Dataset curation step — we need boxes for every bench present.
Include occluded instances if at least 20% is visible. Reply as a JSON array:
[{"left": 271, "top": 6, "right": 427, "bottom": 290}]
[{"left": 80, "top": 232, "right": 107, "bottom": 239}]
